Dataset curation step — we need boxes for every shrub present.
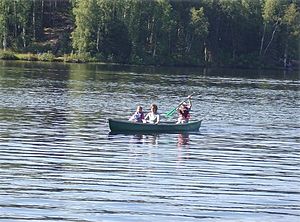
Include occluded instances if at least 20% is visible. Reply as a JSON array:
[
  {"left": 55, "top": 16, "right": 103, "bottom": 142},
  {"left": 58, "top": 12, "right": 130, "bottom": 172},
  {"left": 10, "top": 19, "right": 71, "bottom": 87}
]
[
  {"left": 22, "top": 53, "right": 38, "bottom": 61},
  {"left": 38, "top": 52, "right": 56, "bottom": 62},
  {"left": 63, "top": 52, "right": 95, "bottom": 63},
  {"left": 0, "top": 50, "right": 18, "bottom": 60}
]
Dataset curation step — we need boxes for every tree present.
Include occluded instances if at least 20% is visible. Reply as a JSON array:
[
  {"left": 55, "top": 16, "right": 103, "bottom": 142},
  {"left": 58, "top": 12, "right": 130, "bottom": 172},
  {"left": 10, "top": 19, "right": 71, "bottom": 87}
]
[
  {"left": 260, "top": 0, "right": 284, "bottom": 57},
  {"left": 0, "top": 0, "right": 11, "bottom": 50},
  {"left": 72, "top": 0, "right": 98, "bottom": 53},
  {"left": 189, "top": 7, "right": 209, "bottom": 63},
  {"left": 148, "top": 0, "right": 173, "bottom": 62},
  {"left": 259, "top": 0, "right": 300, "bottom": 67},
  {"left": 102, "top": 18, "right": 131, "bottom": 63},
  {"left": 281, "top": 3, "right": 300, "bottom": 67},
  {"left": 17, "top": 0, "right": 33, "bottom": 48}
]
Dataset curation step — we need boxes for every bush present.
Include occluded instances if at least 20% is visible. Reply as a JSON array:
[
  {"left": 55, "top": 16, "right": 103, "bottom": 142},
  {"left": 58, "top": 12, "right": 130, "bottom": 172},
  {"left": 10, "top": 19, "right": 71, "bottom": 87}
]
[
  {"left": 19, "top": 53, "right": 38, "bottom": 61},
  {"left": 63, "top": 52, "right": 95, "bottom": 63},
  {"left": 0, "top": 50, "right": 18, "bottom": 60},
  {"left": 38, "top": 52, "right": 55, "bottom": 62},
  {"left": 94, "top": 53, "right": 106, "bottom": 62},
  {"left": 130, "top": 55, "right": 144, "bottom": 65}
]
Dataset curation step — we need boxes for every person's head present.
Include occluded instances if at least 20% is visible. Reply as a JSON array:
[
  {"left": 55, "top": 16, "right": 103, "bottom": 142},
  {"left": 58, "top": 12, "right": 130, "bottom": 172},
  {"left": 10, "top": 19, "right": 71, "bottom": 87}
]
[
  {"left": 150, "top": 104, "right": 158, "bottom": 113},
  {"left": 136, "top": 106, "right": 143, "bottom": 113},
  {"left": 180, "top": 103, "right": 188, "bottom": 110}
]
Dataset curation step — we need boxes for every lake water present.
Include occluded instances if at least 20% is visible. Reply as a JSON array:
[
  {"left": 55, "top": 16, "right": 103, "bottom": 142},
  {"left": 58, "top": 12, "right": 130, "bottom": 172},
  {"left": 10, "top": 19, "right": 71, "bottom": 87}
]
[{"left": 0, "top": 61, "right": 299, "bottom": 222}]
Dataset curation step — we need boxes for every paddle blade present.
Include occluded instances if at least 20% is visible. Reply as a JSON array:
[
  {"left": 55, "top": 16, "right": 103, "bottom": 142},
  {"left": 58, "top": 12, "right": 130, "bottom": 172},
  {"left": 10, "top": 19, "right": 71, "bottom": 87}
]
[{"left": 165, "top": 107, "right": 177, "bottom": 117}]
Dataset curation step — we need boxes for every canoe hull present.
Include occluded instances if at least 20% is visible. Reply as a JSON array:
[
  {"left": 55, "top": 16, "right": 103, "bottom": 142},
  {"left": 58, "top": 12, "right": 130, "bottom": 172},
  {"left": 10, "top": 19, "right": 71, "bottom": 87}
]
[{"left": 108, "top": 119, "right": 202, "bottom": 133}]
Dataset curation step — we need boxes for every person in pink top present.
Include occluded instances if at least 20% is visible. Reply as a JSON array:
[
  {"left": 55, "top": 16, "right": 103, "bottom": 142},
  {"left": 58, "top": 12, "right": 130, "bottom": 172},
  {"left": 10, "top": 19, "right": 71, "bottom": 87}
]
[
  {"left": 129, "top": 106, "right": 145, "bottom": 122},
  {"left": 176, "top": 96, "right": 192, "bottom": 124}
]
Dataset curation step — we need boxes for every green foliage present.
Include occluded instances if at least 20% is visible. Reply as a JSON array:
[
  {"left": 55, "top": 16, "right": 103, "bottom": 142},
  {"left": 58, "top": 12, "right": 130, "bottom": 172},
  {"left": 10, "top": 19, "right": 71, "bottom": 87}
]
[
  {"left": 0, "top": 50, "right": 18, "bottom": 60},
  {"left": 101, "top": 18, "right": 132, "bottom": 63},
  {"left": 190, "top": 7, "right": 209, "bottom": 38},
  {"left": 0, "top": 0, "right": 299, "bottom": 69},
  {"left": 263, "top": 0, "right": 283, "bottom": 23},
  {"left": 57, "top": 32, "right": 73, "bottom": 55},
  {"left": 38, "top": 52, "right": 56, "bottom": 62},
  {"left": 0, "top": 0, "right": 10, "bottom": 50},
  {"left": 72, "top": 0, "right": 98, "bottom": 53},
  {"left": 19, "top": 53, "right": 38, "bottom": 61},
  {"left": 283, "top": 3, "right": 300, "bottom": 38},
  {"left": 63, "top": 52, "right": 95, "bottom": 63}
]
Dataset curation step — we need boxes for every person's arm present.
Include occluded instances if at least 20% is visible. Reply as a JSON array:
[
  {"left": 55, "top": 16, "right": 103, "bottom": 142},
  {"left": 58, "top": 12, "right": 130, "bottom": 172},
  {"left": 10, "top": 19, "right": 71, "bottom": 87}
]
[
  {"left": 155, "top": 114, "right": 160, "bottom": 124},
  {"left": 129, "top": 112, "right": 136, "bottom": 121},
  {"left": 143, "top": 113, "right": 149, "bottom": 123},
  {"left": 188, "top": 98, "right": 192, "bottom": 110}
]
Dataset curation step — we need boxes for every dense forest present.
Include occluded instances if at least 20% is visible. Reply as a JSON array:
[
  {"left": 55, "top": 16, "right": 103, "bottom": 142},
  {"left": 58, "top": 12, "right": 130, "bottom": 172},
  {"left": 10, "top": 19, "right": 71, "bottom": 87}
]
[{"left": 0, "top": 0, "right": 299, "bottom": 69}]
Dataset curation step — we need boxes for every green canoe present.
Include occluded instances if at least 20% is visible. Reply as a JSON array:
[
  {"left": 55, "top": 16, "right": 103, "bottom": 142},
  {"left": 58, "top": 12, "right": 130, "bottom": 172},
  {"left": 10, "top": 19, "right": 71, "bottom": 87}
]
[{"left": 108, "top": 119, "right": 202, "bottom": 133}]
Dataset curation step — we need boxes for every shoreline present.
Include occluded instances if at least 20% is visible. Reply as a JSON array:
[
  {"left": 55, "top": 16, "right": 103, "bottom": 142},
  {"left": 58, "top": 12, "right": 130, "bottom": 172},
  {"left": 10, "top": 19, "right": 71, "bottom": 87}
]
[{"left": 0, "top": 50, "right": 298, "bottom": 72}]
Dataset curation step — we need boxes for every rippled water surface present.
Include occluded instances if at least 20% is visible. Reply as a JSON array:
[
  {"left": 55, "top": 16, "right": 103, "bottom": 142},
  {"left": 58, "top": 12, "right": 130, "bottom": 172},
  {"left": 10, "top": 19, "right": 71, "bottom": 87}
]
[{"left": 0, "top": 61, "right": 299, "bottom": 221}]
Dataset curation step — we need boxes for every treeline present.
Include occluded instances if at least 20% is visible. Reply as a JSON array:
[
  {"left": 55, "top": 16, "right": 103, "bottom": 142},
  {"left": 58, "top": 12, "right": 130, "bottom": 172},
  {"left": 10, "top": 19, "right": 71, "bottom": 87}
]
[{"left": 0, "top": 0, "right": 299, "bottom": 68}]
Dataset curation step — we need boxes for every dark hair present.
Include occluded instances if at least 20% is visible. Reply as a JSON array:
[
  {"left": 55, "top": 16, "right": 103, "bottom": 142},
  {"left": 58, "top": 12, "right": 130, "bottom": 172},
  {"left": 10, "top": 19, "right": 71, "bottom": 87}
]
[{"left": 151, "top": 104, "right": 158, "bottom": 113}]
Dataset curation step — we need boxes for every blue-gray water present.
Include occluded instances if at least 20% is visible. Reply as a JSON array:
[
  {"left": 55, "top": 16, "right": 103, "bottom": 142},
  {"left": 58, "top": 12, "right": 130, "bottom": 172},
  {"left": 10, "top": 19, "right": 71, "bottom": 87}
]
[{"left": 0, "top": 61, "right": 299, "bottom": 221}]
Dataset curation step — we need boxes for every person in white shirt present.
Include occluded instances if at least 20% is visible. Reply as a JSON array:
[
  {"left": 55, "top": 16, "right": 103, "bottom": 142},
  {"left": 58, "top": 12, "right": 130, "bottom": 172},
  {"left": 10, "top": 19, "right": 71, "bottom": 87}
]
[{"left": 143, "top": 104, "right": 160, "bottom": 124}]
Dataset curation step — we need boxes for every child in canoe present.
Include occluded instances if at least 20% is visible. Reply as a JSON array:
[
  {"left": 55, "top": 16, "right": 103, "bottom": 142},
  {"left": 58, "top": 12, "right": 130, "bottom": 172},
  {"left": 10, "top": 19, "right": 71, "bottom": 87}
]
[
  {"left": 143, "top": 104, "right": 160, "bottom": 124},
  {"left": 176, "top": 95, "right": 192, "bottom": 124},
  {"left": 129, "top": 106, "right": 145, "bottom": 122}
]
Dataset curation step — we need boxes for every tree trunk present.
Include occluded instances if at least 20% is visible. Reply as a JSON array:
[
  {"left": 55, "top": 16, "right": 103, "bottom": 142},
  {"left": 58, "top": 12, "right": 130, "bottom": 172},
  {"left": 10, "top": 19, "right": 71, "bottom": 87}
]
[
  {"left": 168, "top": 30, "right": 171, "bottom": 55},
  {"left": 22, "top": 27, "right": 26, "bottom": 48},
  {"left": 185, "top": 32, "right": 192, "bottom": 53},
  {"left": 96, "top": 26, "right": 100, "bottom": 52},
  {"left": 259, "top": 23, "right": 266, "bottom": 57},
  {"left": 32, "top": 0, "right": 36, "bottom": 40},
  {"left": 41, "top": 0, "right": 44, "bottom": 29},
  {"left": 263, "top": 20, "right": 280, "bottom": 56},
  {"left": 3, "top": 33, "right": 7, "bottom": 50},
  {"left": 283, "top": 40, "right": 288, "bottom": 68},
  {"left": 14, "top": 1, "right": 17, "bottom": 37},
  {"left": 149, "top": 16, "right": 155, "bottom": 45},
  {"left": 204, "top": 42, "right": 208, "bottom": 63}
]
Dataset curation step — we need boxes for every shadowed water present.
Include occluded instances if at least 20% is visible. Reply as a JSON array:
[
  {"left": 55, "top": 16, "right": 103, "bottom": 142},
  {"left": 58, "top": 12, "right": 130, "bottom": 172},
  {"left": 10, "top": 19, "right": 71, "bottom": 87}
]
[{"left": 0, "top": 61, "right": 299, "bottom": 222}]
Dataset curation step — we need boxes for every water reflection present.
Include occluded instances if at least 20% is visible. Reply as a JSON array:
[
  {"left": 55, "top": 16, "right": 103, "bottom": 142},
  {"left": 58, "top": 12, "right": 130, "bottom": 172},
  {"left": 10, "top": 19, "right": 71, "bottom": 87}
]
[
  {"left": 108, "top": 132, "right": 159, "bottom": 145},
  {"left": 108, "top": 132, "right": 193, "bottom": 146},
  {"left": 130, "top": 133, "right": 159, "bottom": 145},
  {"left": 177, "top": 133, "right": 190, "bottom": 146},
  {"left": 177, "top": 134, "right": 190, "bottom": 164}
]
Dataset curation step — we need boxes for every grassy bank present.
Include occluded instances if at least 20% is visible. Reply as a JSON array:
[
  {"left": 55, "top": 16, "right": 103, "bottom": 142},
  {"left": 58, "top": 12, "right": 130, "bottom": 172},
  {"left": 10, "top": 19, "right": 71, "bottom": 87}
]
[
  {"left": 0, "top": 49, "right": 298, "bottom": 71},
  {"left": 0, "top": 50, "right": 97, "bottom": 63}
]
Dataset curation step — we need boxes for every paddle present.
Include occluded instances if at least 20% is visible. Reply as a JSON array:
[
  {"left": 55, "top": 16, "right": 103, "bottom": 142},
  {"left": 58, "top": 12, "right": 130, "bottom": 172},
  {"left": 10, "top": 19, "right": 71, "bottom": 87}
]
[{"left": 165, "top": 93, "right": 194, "bottom": 118}]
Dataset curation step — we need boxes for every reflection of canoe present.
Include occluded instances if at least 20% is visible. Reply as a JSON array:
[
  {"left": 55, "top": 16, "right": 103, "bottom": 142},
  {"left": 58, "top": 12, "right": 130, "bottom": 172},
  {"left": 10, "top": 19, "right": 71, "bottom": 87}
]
[{"left": 108, "top": 119, "right": 202, "bottom": 133}]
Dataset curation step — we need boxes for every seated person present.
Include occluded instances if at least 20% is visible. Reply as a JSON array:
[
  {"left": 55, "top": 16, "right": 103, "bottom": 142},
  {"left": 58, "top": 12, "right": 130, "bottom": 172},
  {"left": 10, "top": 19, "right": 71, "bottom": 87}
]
[
  {"left": 143, "top": 104, "right": 160, "bottom": 124},
  {"left": 176, "top": 96, "right": 192, "bottom": 124},
  {"left": 129, "top": 106, "right": 144, "bottom": 122}
]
